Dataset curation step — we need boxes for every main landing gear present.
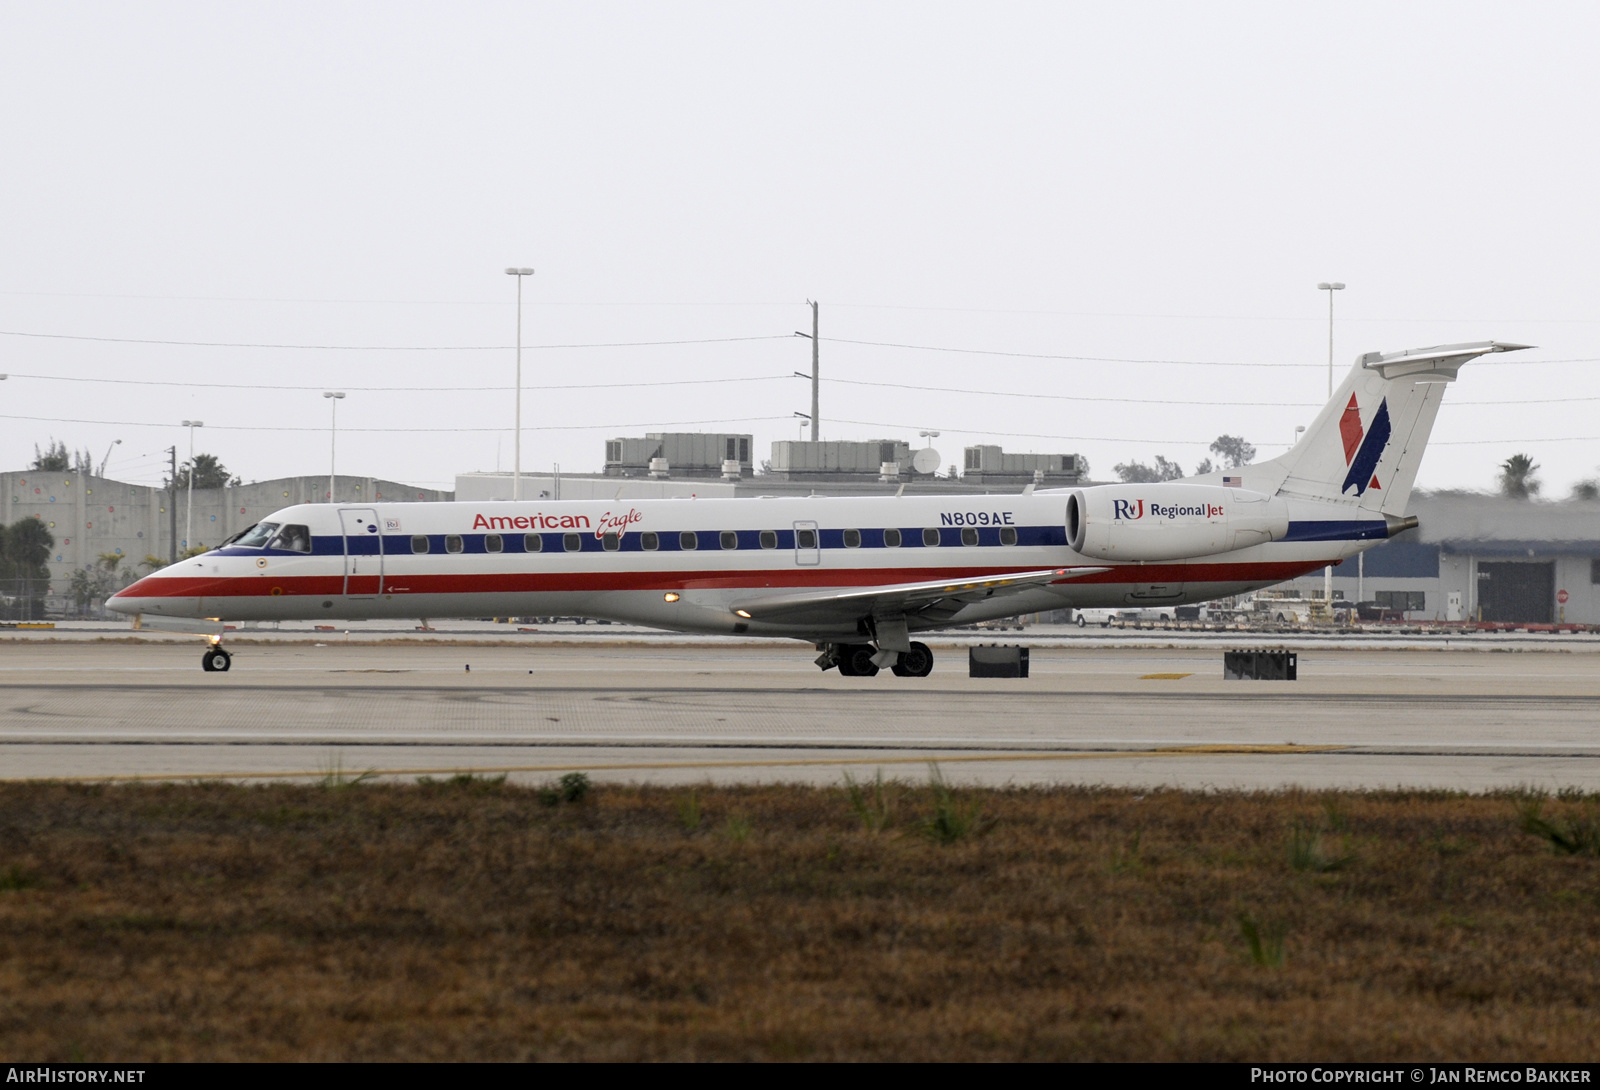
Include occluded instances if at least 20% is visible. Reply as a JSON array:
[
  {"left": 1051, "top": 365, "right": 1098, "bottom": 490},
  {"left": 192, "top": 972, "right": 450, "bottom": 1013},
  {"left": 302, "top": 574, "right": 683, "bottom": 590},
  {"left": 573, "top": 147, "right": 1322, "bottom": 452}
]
[
  {"left": 201, "top": 645, "right": 232, "bottom": 672},
  {"left": 818, "top": 641, "right": 935, "bottom": 678}
]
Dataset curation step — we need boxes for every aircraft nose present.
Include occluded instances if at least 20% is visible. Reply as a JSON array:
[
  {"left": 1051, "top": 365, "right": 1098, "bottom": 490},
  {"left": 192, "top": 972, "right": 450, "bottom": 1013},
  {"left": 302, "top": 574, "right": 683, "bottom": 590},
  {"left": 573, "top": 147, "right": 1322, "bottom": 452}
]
[{"left": 106, "top": 593, "right": 140, "bottom": 615}]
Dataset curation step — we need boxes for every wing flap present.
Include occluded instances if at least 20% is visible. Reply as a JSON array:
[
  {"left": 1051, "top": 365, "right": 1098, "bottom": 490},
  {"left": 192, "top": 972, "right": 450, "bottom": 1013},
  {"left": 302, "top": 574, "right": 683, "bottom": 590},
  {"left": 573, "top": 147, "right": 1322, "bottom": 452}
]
[{"left": 730, "top": 566, "right": 1108, "bottom": 626}]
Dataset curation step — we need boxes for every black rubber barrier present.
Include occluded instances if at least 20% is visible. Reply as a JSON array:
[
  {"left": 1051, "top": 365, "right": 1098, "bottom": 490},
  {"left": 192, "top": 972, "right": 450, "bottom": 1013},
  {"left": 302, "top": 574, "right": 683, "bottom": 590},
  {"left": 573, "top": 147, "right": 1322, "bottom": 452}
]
[
  {"left": 1223, "top": 649, "right": 1298, "bottom": 680},
  {"left": 969, "top": 645, "right": 1030, "bottom": 678}
]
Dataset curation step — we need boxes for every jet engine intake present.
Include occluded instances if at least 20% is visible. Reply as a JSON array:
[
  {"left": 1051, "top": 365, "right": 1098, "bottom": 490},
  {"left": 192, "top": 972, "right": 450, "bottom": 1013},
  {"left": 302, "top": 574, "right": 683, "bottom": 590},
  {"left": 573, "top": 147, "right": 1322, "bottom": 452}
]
[{"left": 1066, "top": 484, "right": 1289, "bottom": 561}]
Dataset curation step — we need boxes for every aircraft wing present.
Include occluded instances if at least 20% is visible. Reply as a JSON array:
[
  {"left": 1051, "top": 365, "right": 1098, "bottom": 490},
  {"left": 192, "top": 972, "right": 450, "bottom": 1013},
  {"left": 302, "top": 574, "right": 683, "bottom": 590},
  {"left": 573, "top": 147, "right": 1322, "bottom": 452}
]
[{"left": 729, "top": 566, "right": 1108, "bottom": 627}]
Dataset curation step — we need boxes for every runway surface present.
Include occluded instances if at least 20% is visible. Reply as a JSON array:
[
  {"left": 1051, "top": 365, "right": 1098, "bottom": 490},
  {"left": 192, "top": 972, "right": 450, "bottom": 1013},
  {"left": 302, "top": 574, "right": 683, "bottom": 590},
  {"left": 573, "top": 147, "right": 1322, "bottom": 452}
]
[{"left": 2, "top": 639, "right": 1598, "bottom": 790}]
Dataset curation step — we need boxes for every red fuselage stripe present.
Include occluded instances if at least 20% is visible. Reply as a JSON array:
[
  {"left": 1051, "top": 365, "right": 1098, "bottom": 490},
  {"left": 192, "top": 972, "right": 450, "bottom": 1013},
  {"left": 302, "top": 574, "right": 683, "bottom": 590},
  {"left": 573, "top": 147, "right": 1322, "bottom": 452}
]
[{"left": 115, "top": 559, "right": 1332, "bottom": 600}]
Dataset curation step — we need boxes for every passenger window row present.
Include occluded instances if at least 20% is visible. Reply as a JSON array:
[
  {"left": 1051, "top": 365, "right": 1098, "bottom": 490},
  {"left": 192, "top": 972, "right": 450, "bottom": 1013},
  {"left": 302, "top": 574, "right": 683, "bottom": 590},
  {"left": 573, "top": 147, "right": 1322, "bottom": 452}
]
[{"left": 407, "top": 526, "right": 1021, "bottom": 554}]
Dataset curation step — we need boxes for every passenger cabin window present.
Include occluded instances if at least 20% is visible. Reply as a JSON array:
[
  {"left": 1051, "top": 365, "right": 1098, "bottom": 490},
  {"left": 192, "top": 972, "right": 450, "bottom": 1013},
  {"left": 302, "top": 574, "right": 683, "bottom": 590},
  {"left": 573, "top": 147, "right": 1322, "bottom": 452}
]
[
  {"left": 999, "top": 526, "right": 1018, "bottom": 546},
  {"left": 961, "top": 527, "right": 979, "bottom": 547},
  {"left": 796, "top": 528, "right": 817, "bottom": 549},
  {"left": 602, "top": 532, "right": 620, "bottom": 551},
  {"left": 524, "top": 533, "right": 542, "bottom": 552},
  {"left": 641, "top": 531, "right": 659, "bottom": 551},
  {"left": 269, "top": 524, "right": 312, "bottom": 554},
  {"left": 883, "top": 528, "right": 902, "bottom": 548},
  {"left": 843, "top": 529, "right": 861, "bottom": 548},
  {"left": 236, "top": 522, "right": 278, "bottom": 549},
  {"left": 485, "top": 534, "right": 503, "bottom": 553},
  {"left": 446, "top": 534, "right": 464, "bottom": 554},
  {"left": 680, "top": 532, "right": 698, "bottom": 551},
  {"left": 759, "top": 530, "right": 777, "bottom": 549},
  {"left": 922, "top": 528, "right": 940, "bottom": 547},
  {"left": 564, "top": 533, "right": 581, "bottom": 552},
  {"left": 411, "top": 535, "right": 430, "bottom": 554},
  {"left": 720, "top": 531, "right": 738, "bottom": 550}
]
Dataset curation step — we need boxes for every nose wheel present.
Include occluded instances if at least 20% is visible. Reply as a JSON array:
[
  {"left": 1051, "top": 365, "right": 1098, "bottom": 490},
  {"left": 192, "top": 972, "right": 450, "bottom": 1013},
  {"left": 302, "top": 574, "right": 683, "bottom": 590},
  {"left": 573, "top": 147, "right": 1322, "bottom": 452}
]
[{"left": 202, "top": 647, "right": 232, "bottom": 672}]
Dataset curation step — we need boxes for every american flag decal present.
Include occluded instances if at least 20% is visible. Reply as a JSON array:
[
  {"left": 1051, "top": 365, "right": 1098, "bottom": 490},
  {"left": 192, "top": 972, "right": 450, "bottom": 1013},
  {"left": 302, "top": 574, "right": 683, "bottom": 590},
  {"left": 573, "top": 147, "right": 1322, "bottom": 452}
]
[{"left": 1222, "top": 476, "right": 1242, "bottom": 487}]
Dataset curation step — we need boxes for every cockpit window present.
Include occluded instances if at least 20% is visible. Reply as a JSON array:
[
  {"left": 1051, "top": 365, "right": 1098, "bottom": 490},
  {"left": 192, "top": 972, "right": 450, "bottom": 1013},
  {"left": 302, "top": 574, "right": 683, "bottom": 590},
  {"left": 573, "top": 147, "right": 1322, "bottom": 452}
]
[
  {"left": 268, "top": 524, "right": 312, "bottom": 554},
  {"left": 233, "top": 523, "right": 278, "bottom": 549}
]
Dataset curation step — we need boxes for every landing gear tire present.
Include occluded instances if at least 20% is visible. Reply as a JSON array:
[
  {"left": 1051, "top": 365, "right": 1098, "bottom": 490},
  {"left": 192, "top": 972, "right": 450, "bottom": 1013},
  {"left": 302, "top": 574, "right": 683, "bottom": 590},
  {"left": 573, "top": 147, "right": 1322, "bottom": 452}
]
[
  {"left": 837, "top": 644, "right": 879, "bottom": 677},
  {"left": 891, "top": 642, "right": 934, "bottom": 678},
  {"left": 202, "top": 647, "right": 232, "bottom": 673}
]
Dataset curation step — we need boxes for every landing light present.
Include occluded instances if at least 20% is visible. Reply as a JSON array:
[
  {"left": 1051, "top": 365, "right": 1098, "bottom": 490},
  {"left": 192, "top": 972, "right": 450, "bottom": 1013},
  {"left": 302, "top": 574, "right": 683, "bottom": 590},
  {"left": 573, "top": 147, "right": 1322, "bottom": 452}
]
[
  {"left": 734, "top": 609, "right": 752, "bottom": 618},
  {"left": 663, "top": 593, "right": 680, "bottom": 603}
]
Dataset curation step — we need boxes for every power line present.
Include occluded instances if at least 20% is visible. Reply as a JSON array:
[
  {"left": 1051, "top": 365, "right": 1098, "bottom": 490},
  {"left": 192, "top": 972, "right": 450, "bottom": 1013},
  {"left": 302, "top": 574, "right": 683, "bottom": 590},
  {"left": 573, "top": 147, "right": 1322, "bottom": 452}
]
[
  {"left": 828, "top": 417, "right": 1600, "bottom": 448},
  {"left": 0, "top": 330, "right": 791, "bottom": 351},
  {"left": 1, "top": 372, "right": 792, "bottom": 393},
  {"left": 823, "top": 336, "right": 1600, "bottom": 369},
  {"left": 823, "top": 377, "right": 1598, "bottom": 408},
  {"left": 4, "top": 367, "right": 1589, "bottom": 409},
  {"left": 0, "top": 412, "right": 791, "bottom": 434}
]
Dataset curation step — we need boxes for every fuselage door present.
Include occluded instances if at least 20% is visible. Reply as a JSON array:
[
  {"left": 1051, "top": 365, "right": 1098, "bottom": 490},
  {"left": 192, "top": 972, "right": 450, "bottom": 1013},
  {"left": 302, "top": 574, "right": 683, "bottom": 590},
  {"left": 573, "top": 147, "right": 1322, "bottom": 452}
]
[
  {"left": 339, "top": 508, "right": 383, "bottom": 598},
  {"left": 793, "top": 520, "right": 821, "bottom": 566}
]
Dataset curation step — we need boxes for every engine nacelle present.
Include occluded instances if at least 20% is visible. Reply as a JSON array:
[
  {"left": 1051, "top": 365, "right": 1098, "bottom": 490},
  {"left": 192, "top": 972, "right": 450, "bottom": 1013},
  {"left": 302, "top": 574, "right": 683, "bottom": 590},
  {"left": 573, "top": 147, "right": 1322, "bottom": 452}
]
[{"left": 1065, "top": 484, "right": 1289, "bottom": 561}]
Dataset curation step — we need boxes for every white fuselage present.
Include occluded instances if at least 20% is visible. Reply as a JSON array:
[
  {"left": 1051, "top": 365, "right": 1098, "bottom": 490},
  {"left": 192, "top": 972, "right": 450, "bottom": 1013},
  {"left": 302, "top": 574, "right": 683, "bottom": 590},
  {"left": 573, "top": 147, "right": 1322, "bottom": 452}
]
[{"left": 109, "top": 491, "right": 1375, "bottom": 641}]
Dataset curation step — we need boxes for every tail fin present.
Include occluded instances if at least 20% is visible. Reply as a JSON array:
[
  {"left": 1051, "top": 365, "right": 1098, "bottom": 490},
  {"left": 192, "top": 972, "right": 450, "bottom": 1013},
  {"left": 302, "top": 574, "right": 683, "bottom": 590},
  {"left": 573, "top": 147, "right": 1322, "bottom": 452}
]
[{"left": 1256, "top": 341, "right": 1530, "bottom": 514}]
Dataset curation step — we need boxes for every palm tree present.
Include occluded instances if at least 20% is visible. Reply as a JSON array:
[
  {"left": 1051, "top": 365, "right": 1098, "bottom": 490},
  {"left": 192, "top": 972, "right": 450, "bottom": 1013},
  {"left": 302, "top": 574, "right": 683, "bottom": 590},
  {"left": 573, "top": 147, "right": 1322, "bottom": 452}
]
[
  {"left": 1498, "top": 453, "right": 1541, "bottom": 499},
  {"left": 175, "top": 453, "right": 241, "bottom": 489}
]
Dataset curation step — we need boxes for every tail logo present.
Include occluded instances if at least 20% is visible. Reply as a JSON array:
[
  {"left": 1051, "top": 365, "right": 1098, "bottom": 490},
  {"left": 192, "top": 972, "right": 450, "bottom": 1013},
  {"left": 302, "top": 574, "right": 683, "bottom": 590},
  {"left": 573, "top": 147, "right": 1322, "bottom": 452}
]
[{"left": 1339, "top": 395, "right": 1391, "bottom": 496}]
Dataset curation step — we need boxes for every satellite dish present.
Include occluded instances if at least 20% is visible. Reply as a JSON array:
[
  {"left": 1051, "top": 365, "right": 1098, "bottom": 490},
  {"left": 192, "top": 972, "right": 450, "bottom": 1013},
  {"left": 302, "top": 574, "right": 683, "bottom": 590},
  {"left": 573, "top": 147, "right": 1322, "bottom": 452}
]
[{"left": 912, "top": 448, "right": 941, "bottom": 475}]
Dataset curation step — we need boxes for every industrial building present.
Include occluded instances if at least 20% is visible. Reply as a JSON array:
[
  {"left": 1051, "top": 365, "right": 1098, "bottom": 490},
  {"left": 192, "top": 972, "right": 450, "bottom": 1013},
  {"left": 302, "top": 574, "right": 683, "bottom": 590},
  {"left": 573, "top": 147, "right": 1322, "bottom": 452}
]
[
  {"left": 1278, "top": 492, "right": 1600, "bottom": 625},
  {"left": 603, "top": 433, "right": 754, "bottom": 479},
  {"left": 767, "top": 439, "right": 920, "bottom": 482},
  {"left": 961, "top": 446, "right": 1085, "bottom": 487}
]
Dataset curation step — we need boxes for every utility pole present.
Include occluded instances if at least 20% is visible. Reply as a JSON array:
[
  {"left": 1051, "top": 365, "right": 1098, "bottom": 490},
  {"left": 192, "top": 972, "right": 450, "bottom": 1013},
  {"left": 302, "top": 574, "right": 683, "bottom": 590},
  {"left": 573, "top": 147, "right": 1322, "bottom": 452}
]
[
  {"left": 181, "top": 420, "right": 203, "bottom": 553},
  {"left": 794, "top": 301, "right": 821, "bottom": 441},
  {"left": 166, "top": 446, "right": 178, "bottom": 565},
  {"left": 809, "top": 300, "right": 819, "bottom": 441}
]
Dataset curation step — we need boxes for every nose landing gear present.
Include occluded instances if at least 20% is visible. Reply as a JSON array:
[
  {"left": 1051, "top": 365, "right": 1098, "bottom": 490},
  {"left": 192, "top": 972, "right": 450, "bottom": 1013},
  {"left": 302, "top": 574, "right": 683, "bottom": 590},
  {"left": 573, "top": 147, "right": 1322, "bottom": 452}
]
[{"left": 201, "top": 646, "right": 232, "bottom": 672}]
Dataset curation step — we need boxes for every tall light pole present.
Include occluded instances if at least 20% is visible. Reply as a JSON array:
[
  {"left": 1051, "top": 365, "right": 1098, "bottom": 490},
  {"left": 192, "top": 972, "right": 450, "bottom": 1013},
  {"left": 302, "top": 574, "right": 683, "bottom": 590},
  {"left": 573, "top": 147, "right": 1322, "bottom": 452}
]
[
  {"left": 181, "top": 420, "right": 203, "bottom": 551},
  {"left": 323, "top": 392, "right": 345, "bottom": 502},
  {"left": 1317, "top": 282, "right": 1345, "bottom": 398},
  {"left": 1316, "top": 281, "right": 1345, "bottom": 613},
  {"left": 505, "top": 267, "right": 535, "bottom": 500},
  {"left": 97, "top": 439, "right": 122, "bottom": 477}
]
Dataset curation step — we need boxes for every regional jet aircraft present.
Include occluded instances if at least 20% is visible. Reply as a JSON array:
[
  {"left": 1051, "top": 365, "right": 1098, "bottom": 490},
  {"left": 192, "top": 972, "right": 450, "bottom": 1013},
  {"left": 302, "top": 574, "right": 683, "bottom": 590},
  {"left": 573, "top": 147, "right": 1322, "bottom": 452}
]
[{"left": 109, "top": 341, "right": 1525, "bottom": 675}]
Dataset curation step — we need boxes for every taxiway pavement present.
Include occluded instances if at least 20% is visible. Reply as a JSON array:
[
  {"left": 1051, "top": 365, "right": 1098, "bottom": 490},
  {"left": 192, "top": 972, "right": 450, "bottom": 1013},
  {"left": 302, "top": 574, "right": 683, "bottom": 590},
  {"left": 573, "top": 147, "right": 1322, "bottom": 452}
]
[{"left": 2, "top": 639, "right": 1597, "bottom": 790}]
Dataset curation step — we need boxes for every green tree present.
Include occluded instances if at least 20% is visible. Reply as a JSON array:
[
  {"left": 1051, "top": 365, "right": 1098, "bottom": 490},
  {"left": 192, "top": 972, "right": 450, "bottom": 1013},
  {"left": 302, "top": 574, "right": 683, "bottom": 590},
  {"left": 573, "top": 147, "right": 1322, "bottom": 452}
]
[
  {"left": 1572, "top": 478, "right": 1599, "bottom": 501},
  {"left": 1209, "top": 434, "right": 1257, "bottom": 468},
  {"left": 1115, "top": 455, "right": 1185, "bottom": 483},
  {"left": 175, "top": 453, "right": 241, "bottom": 489},
  {"left": 1498, "top": 453, "right": 1541, "bottom": 499},
  {"left": 30, "top": 439, "right": 94, "bottom": 473},
  {"left": 0, "top": 517, "right": 54, "bottom": 581}
]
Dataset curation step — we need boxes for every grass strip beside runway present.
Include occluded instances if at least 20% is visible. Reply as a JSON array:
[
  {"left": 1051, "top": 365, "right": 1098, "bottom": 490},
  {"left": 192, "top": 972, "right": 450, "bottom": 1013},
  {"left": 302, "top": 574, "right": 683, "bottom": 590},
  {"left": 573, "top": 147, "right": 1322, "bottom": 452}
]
[{"left": 0, "top": 779, "right": 1597, "bottom": 1060}]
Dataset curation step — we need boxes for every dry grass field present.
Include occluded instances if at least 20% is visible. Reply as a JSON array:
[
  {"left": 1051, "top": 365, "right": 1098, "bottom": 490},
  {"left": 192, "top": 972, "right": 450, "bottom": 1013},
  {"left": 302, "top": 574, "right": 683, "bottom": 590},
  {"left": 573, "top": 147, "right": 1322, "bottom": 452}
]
[{"left": 1, "top": 774, "right": 1597, "bottom": 1061}]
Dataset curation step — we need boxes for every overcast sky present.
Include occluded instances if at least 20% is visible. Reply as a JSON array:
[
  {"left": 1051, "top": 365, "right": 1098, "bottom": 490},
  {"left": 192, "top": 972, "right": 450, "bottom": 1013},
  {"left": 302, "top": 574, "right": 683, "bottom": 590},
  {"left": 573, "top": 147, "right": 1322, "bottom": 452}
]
[{"left": 3, "top": 2, "right": 1597, "bottom": 496}]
